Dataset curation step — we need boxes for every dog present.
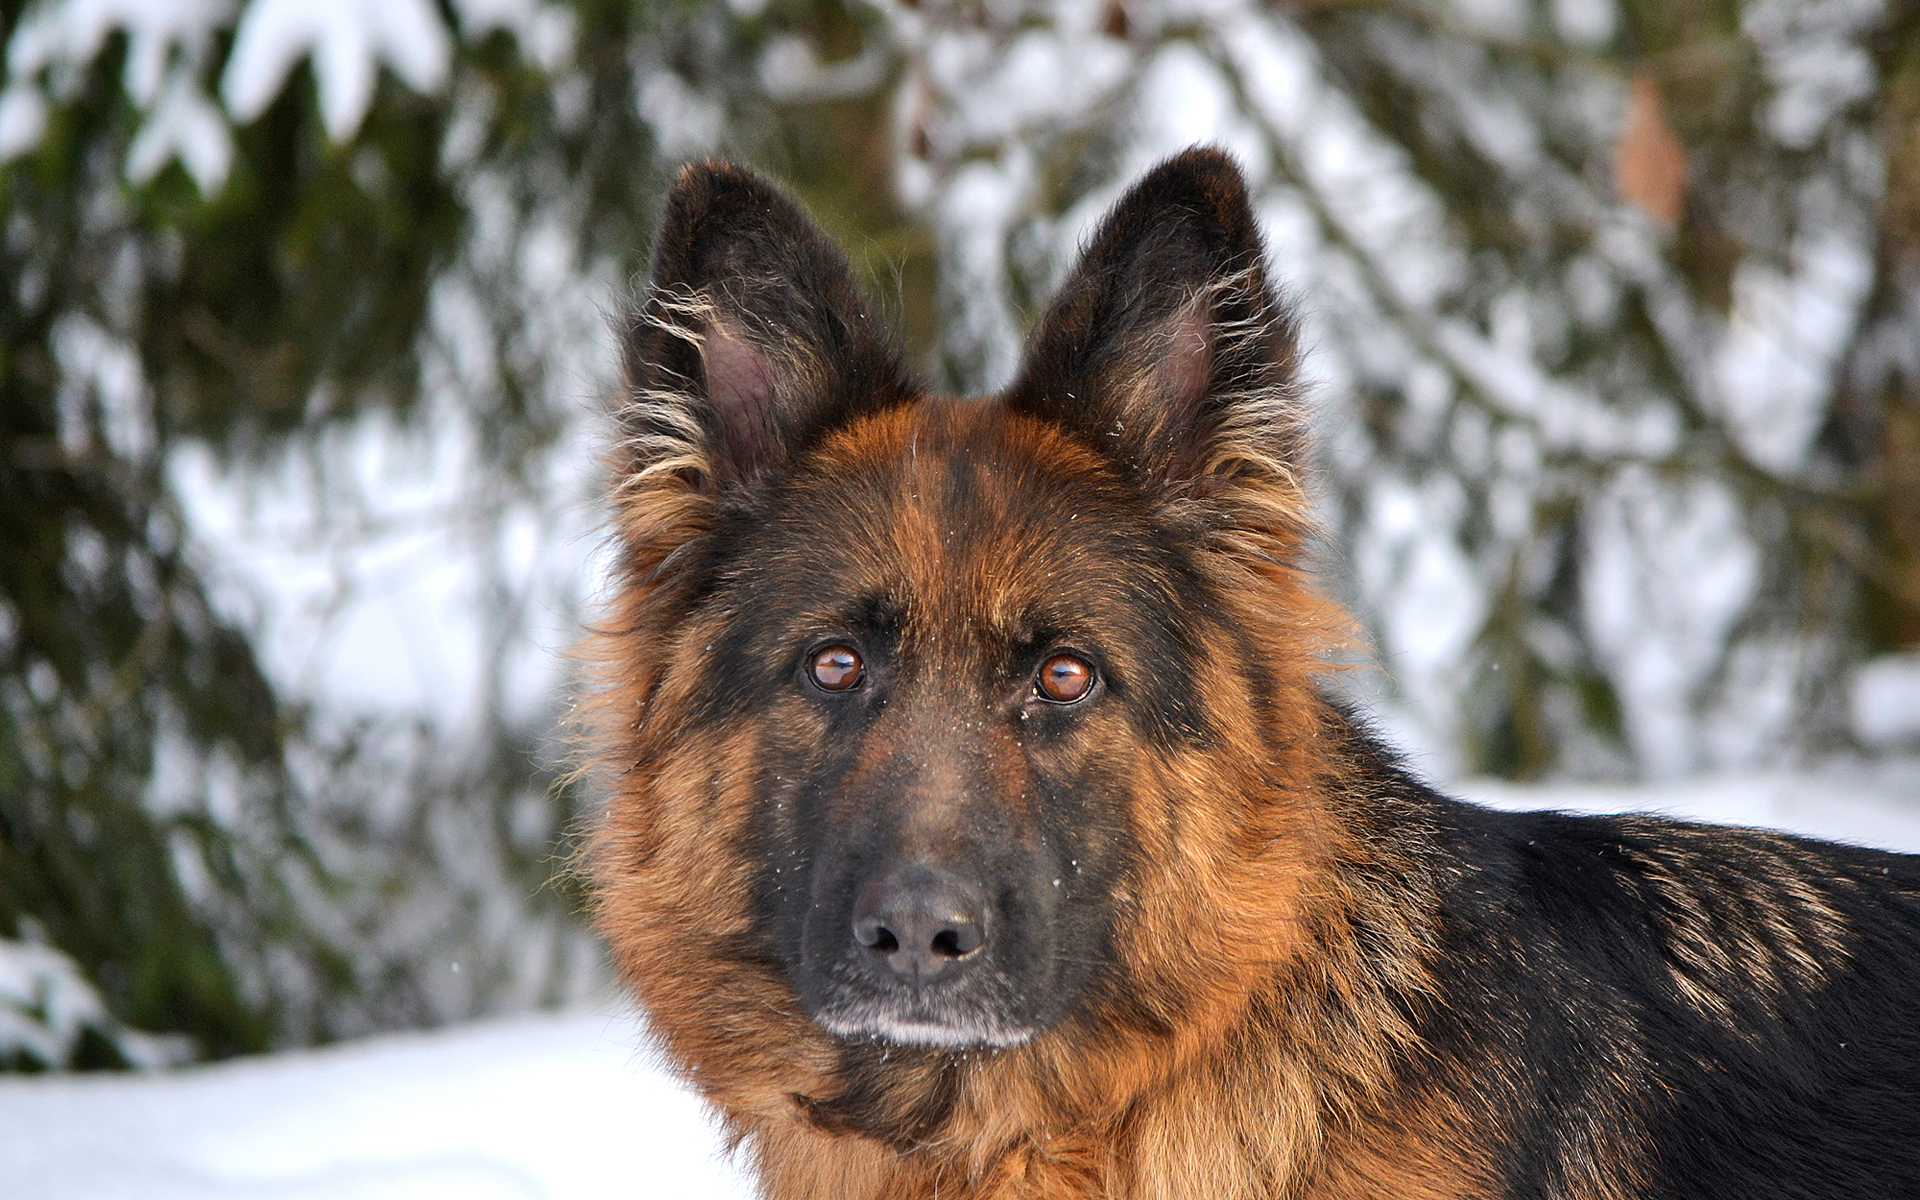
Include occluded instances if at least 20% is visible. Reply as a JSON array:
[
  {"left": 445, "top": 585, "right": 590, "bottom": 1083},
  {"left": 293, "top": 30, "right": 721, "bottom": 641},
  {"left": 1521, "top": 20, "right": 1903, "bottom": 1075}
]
[{"left": 582, "top": 148, "right": 1920, "bottom": 1199}]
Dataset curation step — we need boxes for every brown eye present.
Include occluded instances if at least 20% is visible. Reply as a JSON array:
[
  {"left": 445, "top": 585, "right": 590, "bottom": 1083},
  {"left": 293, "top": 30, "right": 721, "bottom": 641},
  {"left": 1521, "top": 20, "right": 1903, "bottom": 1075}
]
[
  {"left": 1036, "top": 653, "right": 1094, "bottom": 704},
  {"left": 809, "top": 644, "right": 863, "bottom": 691}
]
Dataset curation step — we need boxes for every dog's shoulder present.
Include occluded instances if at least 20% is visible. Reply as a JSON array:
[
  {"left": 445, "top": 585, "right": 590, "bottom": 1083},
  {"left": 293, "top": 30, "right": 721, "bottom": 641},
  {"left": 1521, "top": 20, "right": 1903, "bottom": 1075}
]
[{"left": 1348, "top": 736, "right": 1920, "bottom": 1200}]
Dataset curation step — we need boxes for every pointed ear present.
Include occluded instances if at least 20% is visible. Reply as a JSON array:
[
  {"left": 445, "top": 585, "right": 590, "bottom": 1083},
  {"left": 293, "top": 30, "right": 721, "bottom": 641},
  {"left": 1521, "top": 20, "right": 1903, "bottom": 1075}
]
[
  {"left": 1006, "top": 148, "right": 1304, "bottom": 500},
  {"left": 620, "top": 161, "right": 909, "bottom": 491}
]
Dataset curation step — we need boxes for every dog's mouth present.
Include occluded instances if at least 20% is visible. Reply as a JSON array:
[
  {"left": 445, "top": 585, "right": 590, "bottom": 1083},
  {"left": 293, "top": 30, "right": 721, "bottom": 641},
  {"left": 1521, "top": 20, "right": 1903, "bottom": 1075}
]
[
  {"left": 797, "top": 939, "right": 1054, "bottom": 1049},
  {"left": 796, "top": 933, "right": 1051, "bottom": 1049},
  {"left": 810, "top": 992, "right": 1039, "bottom": 1049}
]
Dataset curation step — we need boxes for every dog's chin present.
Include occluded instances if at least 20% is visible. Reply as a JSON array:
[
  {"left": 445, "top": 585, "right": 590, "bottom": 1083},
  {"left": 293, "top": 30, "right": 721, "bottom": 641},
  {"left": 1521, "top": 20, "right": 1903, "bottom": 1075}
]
[{"left": 813, "top": 1004, "right": 1038, "bottom": 1050}]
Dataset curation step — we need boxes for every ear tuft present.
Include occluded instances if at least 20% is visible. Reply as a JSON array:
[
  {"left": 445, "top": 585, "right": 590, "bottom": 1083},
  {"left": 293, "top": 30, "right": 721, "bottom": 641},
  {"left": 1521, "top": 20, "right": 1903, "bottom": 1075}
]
[{"left": 1007, "top": 147, "right": 1303, "bottom": 501}]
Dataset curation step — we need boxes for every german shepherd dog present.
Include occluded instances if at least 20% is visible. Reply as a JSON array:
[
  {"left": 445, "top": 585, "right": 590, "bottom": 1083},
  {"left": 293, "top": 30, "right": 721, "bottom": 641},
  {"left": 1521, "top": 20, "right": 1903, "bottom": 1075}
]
[{"left": 583, "top": 149, "right": 1920, "bottom": 1199}]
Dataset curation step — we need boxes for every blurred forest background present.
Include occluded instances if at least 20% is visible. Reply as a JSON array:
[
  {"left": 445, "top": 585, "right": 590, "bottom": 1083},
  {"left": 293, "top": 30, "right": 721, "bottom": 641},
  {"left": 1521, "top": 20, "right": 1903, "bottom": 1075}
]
[{"left": 2, "top": 0, "right": 1917, "bottom": 1072}]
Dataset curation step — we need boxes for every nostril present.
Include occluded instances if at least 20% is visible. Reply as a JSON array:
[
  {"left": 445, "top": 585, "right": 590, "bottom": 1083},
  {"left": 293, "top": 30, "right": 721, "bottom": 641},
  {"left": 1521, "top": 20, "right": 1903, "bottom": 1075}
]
[
  {"left": 930, "top": 924, "right": 981, "bottom": 959},
  {"left": 854, "top": 916, "right": 900, "bottom": 955}
]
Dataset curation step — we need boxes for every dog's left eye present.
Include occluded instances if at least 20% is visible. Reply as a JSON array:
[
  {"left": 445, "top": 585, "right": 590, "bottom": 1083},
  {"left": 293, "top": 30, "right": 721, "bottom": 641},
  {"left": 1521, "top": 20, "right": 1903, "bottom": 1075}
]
[{"left": 1036, "top": 653, "right": 1095, "bottom": 703}]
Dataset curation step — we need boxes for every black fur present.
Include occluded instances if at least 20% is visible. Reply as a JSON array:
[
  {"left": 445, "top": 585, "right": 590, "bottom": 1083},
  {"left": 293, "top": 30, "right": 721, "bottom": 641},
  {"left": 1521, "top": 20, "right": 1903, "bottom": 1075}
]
[{"left": 1333, "top": 714, "right": 1920, "bottom": 1200}]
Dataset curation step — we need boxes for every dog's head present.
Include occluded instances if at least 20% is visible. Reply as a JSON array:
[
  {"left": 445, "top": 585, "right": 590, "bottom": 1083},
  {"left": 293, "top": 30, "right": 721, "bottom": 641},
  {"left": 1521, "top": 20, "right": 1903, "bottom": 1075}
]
[{"left": 592, "top": 150, "right": 1338, "bottom": 1063}]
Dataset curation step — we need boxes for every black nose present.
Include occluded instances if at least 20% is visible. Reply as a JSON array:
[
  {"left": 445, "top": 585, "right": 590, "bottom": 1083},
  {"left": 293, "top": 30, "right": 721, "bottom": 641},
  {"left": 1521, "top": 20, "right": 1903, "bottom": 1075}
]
[{"left": 851, "top": 866, "right": 987, "bottom": 984}]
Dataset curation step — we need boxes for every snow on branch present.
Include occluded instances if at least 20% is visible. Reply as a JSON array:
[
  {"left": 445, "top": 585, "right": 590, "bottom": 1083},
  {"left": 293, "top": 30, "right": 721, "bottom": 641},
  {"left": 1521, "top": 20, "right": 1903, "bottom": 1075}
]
[{"left": 0, "top": 934, "right": 192, "bottom": 1071}]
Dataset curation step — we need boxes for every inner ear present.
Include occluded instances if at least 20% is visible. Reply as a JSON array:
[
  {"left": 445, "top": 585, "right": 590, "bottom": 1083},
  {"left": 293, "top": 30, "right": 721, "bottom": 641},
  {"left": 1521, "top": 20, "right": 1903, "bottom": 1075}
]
[
  {"left": 1153, "top": 297, "right": 1217, "bottom": 480},
  {"left": 1162, "top": 299, "right": 1214, "bottom": 409},
  {"left": 700, "top": 317, "right": 778, "bottom": 481}
]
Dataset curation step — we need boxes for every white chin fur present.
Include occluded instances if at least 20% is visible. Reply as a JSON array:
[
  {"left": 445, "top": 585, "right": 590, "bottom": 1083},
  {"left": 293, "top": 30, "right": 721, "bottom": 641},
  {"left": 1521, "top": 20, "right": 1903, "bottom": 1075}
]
[{"left": 817, "top": 1011, "right": 1036, "bottom": 1049}]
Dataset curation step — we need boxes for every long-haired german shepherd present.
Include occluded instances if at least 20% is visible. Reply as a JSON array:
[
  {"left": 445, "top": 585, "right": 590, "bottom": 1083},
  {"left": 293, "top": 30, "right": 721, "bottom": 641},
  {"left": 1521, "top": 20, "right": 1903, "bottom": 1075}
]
[{"left": 583, "top": 149, "right": 1920, "bottom": 1199}]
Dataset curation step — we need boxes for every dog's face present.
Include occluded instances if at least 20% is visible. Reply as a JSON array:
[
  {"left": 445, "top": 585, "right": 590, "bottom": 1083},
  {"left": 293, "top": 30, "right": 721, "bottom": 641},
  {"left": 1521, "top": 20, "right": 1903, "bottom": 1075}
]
[
  {"left": 698, "top": 401, "right": 1228, "bottom": 1046},
  {"left": 598, "top": 150, "right": 1323, "bottom": 1056}
]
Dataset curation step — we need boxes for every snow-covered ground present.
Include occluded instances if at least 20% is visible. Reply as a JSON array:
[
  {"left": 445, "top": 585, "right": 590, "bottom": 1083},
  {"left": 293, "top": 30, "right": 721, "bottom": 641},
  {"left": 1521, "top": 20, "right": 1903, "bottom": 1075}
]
[
  {"left": 1459, "top": 759, "right": 1920, "bottom": 854},
  {"left": 5, "top": 764, "right": 1916, "bottom": 1200},
  {"left": 0, "top": 1008, "right": 754, "bottom": 1200}
]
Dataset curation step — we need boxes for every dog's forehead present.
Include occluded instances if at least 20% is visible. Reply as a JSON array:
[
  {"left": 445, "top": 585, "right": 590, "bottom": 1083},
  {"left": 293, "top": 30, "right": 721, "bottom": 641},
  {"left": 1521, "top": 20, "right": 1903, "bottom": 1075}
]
[{"left": 764, "top": 398, "right": 1153, "bottom": 633}]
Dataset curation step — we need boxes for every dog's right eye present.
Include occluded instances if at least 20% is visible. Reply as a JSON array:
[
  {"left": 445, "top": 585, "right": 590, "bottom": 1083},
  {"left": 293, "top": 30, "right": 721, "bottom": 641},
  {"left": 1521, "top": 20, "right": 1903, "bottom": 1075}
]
[{"left": 808, "top": 644, "right": 864, "bottom": 691}]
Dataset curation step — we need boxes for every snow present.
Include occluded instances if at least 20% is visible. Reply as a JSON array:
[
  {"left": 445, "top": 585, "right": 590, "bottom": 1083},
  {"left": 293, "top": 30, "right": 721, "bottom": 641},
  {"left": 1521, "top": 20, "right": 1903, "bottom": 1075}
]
[
  {"left": 0, "top": 82, "right": 49, "bottom": 160},
  {"left": 1459, "top": 761, "right": 1920, "bottom": 854},
  {"left": 1581, "top": 468, "right": 1762, "bottom": 777},
  {"left": 4, "top": 0, "right": 233, "bottom": 105},
  {"left": 635, "top": 71, "right": 724, "bottom": 161},
  {"left": 6, "top": 768, "right": 1916, "bottom": 1198},
  {"left": 1853, "top": 653, "right": 1920, "bottom": 749},
  {"left": 221, "top": 0, "right": 451, "bottom": 141},
  {"left": 1551, "top": 0, "right": 1617, "bottom": 47},
  {"left": 1712, "top": 220, "right": 1875, "bottom": 476},
  {"left": 0, "top": 1009, "right": 753, "bottom": 1200},
  {"left": 0, "top": 937, "right": 192, "bottom": 1072},
  {"left": 1744, "top": 0, "right": 1884, "bottom": 150},
  {"left": 125, "top": 66, "right": 234, "bottom": 194},
  {"left": 3, "top": 0, "right": 573, "bottom": 179},
  {"left": 1351, "top": 475, "right": 1486, "bottom": 777},
  {"left": 164, "top": 383, "right": 603, "bottom": 738},
  {"left": 4, "top": 0, "right": 234, "bottom": 178}
]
